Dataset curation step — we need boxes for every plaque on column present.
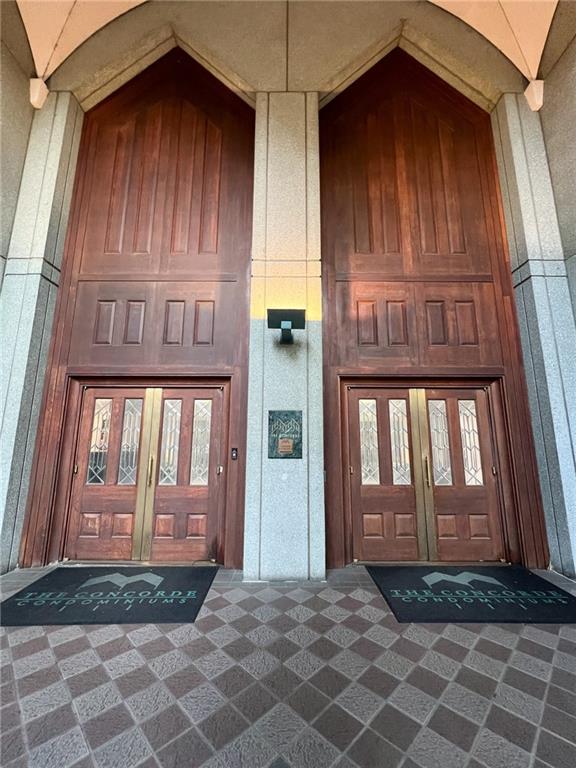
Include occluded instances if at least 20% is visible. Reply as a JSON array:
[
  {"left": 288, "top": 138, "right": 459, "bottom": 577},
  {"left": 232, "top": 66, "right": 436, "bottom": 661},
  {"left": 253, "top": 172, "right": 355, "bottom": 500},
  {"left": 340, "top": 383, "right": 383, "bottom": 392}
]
[{"left": 268, "top": 411, "right": 303, "bottom": 459}]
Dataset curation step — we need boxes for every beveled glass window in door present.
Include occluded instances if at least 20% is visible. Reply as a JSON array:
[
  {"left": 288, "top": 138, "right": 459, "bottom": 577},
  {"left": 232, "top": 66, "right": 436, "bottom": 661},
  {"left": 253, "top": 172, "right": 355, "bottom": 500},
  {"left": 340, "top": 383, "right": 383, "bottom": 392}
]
[
  {"left": 159, "top": 400, "right": 182, "bottom": 485},
  {"left": 86, "top": 399, "right": 112, "bottom": 484},
  {"left": 190, "top": 400, "right": 212, "bottom": 485},
  {"left": 458, "top": 399, "right": 484, "bottom": 485},
  {"left": 428, "top": 400, "right": 453, "bottom": 485},
  {"left": 388, "top": 399, "right": 411, "bottom": 485},
  {"left": 359, "top": 399, "right": 380, "bottom": 485},
  {"left": 117, "top": 399, "right": 143, "bottom": 485}
]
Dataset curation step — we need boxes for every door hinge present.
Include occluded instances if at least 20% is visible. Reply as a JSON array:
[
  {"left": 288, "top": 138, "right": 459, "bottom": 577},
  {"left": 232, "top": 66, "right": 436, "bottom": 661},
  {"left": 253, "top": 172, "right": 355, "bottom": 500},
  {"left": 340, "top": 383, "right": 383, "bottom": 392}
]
[
  {"left": 492, "top": 466, "right": 497, "bottom": 476},
  {"left": 349, "top": 466, "right": 354, "bottom": 475},
  {"left": 73, "top": 464, "right": 78, "bottom": 475},
  {"left": 216, "top": 465, "right": 224, "bottom": 475}
]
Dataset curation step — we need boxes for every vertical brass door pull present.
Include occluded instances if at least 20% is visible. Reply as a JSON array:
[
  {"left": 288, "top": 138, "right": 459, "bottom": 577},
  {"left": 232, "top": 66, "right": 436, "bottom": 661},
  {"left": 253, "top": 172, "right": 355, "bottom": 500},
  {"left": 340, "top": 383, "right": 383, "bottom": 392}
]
[
  {"left": 424, "top": 456, "right": 431, "bottom": 487},
  {"left": 132, "top": 387, "right": 163, "bottom": 561}
]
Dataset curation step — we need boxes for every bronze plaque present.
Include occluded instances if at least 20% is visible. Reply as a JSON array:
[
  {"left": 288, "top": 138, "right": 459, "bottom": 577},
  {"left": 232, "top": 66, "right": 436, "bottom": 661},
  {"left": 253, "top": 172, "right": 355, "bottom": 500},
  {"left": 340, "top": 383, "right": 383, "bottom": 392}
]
[
  {"left": 268, "top": 411, "right": 302, "bottom": 459},
  {"left": 278, "top": 438, "right": 294, "bottom": 454}
]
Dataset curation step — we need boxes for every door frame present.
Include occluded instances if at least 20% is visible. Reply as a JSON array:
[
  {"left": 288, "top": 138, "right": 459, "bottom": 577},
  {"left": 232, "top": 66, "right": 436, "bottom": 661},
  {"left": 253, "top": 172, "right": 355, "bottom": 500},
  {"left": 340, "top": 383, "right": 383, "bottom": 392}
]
[
  {"left": 45, "top": 375, "right": 232, "bottom": 565},
  {"left": 340, "top": 375, "right": 521, "bottom": 565}
]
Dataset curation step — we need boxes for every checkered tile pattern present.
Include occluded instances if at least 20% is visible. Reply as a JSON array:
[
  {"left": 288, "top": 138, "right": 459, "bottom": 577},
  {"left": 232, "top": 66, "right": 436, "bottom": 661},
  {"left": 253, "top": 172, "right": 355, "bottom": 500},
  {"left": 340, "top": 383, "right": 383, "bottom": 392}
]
[{"left": 1, "top": 567, "right": 575, "bottom": 768}]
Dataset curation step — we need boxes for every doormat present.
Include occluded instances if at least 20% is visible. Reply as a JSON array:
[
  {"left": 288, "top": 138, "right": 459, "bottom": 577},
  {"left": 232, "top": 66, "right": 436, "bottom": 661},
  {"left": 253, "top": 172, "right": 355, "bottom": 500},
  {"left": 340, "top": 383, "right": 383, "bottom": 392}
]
[
  {"left": 0, "top": 565, "right": 218, "bottom": 626},
  {"left": 366, "top": 565, "right": 576, "bottom": 624}
]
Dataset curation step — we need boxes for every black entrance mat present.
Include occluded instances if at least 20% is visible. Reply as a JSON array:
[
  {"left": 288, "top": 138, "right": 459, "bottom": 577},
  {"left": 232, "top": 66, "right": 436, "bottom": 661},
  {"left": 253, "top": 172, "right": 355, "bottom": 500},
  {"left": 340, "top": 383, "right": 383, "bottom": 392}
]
[
  {"left": 0, "top": 566, "right": 218, "bottom": 626},
  {"left": 366, "top": 565, "right": 576, "bottom": 624}
]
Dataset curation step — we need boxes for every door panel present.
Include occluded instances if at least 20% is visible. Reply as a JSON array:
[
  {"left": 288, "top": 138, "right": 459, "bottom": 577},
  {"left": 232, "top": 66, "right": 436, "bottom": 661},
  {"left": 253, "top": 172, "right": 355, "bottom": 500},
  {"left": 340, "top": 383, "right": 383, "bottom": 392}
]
[
  {"left": 347, "top": 384, "right": 505, "bottom": 562},
  {"left": 148, "top": 388, "right": 224, "bottom": 562},
  {"left": 348, "top": 389, "right": 422, "bottom": 561},
  {"left": 423, "top": 388, "right": 503, "bottom": 561},
  {"left": 65, "top": 384, "right": 226, "bottom": 562},
  {"left": 66, "top": 388, "right": 146, "bottom": 561}
]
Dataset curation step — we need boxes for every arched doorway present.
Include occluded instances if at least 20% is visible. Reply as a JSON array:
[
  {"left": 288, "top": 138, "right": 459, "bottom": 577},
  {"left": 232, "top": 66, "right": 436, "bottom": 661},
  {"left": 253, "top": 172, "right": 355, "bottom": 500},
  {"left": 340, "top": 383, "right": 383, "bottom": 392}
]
[
  {"left": 20, "top": 50, "right": 254, "bottom": 567},
  {"left": 321, "top": 50, "right": 548, "bottom": 567}
]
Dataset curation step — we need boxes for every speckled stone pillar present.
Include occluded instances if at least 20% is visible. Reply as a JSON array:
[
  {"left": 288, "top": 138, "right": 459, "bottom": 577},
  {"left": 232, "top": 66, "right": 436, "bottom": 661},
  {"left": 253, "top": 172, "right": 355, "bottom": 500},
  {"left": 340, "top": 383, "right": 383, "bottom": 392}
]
[
  {"left": 492, "top": 93, "right": 576, "bottom": 578},
  {"left": 243, "top": 92, "right": 325, "bottom": 581},
  {"left": 0, "top": 92, "right": 83, "bottom": 572}
]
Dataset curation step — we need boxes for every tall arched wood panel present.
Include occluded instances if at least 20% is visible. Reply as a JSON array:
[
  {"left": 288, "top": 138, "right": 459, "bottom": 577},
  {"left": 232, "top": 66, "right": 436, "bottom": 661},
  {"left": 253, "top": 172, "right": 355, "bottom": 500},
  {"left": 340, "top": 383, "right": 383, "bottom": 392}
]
[
  {"left": 321, "top": 50, "right": 548, "bottom": 568},
  {"left": 21, "top": 50, "right": 254, "bottom": 567}
]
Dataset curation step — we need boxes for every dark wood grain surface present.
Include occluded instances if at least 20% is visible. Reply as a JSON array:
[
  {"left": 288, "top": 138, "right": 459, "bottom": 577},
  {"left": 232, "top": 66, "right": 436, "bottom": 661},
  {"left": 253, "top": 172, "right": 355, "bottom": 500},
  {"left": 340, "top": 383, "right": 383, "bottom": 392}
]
[
  {"left": 321, "top": 49, "right": 547, "bottom": 568},
  {"left": 21, "top": 50, "right": 254, "bottom": 568}
]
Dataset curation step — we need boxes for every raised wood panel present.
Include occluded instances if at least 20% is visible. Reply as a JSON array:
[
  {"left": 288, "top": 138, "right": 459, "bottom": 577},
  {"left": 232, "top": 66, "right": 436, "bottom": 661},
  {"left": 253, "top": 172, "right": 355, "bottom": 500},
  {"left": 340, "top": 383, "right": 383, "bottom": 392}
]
[
  {"left": 155, "top": 514, "right": 175, "bottom": 538},
  {"left": 338, "top": 282, "right": 501, "bottom": 367},
  {"left": 170, "top": 101, "right": 198, "bottom": 255},
  {"left": 394, "top": 514, "right": 416, "bottom": 538},
  {"left": 425, "top": 302, "right": 447, "bottom": 346},
  {"left": 104, "top": 123, "right": 134, "bottom": 254},
  {"left": 163, "top": 301, "right": 185, "bottom": 345},
  {"left": 124, "top": 301, "right": 145, "bottom": 344},
  {"left": 112, "top": 514, "right": 133, "bottom": 538},
  {"left": 455, "top": 301, "right": 479, "bottom": 345},
  {"left": 470, "top": 515, "right": 490, "bottom": 539},
  {"left": 418, "top": 283, "right": 501, "bottom": 366},
  {"left": 81, "top": 100, "right": 225, "bottom": 274},
  {"left": 199, "top": 121, "right": 222, "bottom": 254},
  {"left": 437, "top": 514, "right": 457, "bottom": 539},
  {"left": 79, "top": 513, "right": 100, "bottom": 537},
  {"left": 69, "top": 281, "right": 236, "bottom": 367},
  {"left": 194, "top": 300, "right": 215, "bottom": 345},
  {"left": 187, "top": 514, "right": 207, "bottom": 538},
  {"left": 386, "top": 301, "right": 408, "bottom": 346},
  {"left": 327, "top": 83, "right": 490, "bottom": 279},
  {"left": 363, "top": 514, "right": 383, "bottom": 538},
  {"left": 338, "top": 283, "right": 419, "bottom": 366},
  {"left": 357, "top": 301, "right": 378, "bottom": 345},
  {"left": 94, "top": 301, "right": 115, "bottom": 344}
]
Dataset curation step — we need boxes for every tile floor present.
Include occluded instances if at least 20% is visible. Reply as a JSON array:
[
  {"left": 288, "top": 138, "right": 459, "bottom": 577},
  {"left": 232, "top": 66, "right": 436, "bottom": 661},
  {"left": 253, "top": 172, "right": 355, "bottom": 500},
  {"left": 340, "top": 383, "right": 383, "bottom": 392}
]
[{"left": 1, "top": 565, "right": 575, "bottom": 768}]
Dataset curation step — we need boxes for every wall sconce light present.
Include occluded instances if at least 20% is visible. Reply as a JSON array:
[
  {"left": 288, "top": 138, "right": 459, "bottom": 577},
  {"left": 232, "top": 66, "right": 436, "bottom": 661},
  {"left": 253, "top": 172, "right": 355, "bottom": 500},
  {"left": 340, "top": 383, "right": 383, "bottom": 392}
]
[{"left": 267, "top": 309, "right": 306, "bottom": 344}]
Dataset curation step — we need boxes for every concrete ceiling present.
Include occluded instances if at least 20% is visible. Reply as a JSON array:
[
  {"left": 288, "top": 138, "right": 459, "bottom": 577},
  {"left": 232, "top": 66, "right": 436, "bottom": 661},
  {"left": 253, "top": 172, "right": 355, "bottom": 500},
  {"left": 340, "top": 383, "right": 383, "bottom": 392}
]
[{"left": 17, "top": 0, "right": 558, "bottom": 82}]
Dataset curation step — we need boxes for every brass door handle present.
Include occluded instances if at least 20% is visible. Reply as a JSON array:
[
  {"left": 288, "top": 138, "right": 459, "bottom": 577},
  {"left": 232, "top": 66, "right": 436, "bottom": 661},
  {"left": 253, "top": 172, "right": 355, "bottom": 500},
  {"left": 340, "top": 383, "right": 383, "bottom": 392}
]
[
  {"left": 147, "top": 455, "right": 155, "bottom": 487},
  {"left": 424, "top": 456, "right": 431, "bottom": 487}
]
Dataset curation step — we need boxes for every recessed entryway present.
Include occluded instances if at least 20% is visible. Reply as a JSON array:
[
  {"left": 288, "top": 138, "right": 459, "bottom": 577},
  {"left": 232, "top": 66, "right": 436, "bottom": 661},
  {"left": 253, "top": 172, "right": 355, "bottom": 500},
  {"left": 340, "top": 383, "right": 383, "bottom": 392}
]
[
  {"left": 345, "top": 383, "right": 505, "bottom": 563},
  {"left": 64, "top": 383, "right": 228, "bottom": 563}
]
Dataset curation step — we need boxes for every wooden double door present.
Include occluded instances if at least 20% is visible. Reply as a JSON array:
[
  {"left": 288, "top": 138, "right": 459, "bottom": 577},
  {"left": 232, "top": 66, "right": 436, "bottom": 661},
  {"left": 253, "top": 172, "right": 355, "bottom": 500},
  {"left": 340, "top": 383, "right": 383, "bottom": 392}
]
[
  {"left": 347, "top": 384, "right": 505, "bottom": 563},
  {"left": 65, "top": 384, "right": 226, "bottom": 563}
]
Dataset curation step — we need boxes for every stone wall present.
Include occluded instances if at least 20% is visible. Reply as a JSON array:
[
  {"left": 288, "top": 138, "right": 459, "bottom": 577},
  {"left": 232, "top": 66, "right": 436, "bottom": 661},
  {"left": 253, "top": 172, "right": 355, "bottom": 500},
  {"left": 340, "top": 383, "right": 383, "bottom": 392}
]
[
  {"left": 540, "top": 36, "right": 576, "bottom": 314},
  {"left": 0, "top": 8, "right": 35, "bottom": 284}
]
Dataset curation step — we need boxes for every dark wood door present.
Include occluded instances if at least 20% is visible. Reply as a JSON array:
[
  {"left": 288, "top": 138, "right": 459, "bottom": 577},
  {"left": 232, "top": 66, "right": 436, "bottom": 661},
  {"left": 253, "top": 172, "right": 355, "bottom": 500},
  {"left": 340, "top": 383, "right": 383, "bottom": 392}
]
[
  {"left": 148, "top": 387, "right": 224, "bottom": 562},
  {"left": 347, "top": 385, "right": 505, "bottom": 562},
  {"left": 423, "top": 388, "right": 503, "bottom": 562},
  {"left": 66, "top": 387, "right": 147, "bottom": 561},
  {"left": 65, "top": 384, "right": 226, "bottom": 562},
  {"left": 348, "top": 388, "right": 421, "bottom": 561}
]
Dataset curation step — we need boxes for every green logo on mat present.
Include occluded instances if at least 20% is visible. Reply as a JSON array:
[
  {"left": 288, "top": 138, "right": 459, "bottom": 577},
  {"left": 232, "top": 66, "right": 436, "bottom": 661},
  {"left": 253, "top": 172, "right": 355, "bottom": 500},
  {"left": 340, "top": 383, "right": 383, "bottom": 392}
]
[
  {"left": 422, "top": 571, "right": 504, "bottom": 589},
  {"left": 15, "top": 572, "right": 199, "bottom": 614},
  {"left": 381, "top": 571, "right": 570, "bottom": 611}
]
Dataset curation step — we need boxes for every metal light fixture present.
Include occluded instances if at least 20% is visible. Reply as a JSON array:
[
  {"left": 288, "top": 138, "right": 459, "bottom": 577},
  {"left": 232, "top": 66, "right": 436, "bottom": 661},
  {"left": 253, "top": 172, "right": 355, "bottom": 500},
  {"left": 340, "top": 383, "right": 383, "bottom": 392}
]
[{"left": 267, "top": 309, "right": 306, "bottom": 344}]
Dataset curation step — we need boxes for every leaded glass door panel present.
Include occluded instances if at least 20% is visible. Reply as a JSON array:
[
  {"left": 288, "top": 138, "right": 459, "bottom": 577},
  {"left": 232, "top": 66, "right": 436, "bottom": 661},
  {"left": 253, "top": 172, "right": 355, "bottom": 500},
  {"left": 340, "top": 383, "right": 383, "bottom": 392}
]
[
  {"left": 423, "top": 388, "right": 504, "bottom": 562},
  {"left": 347, "top": 385, "right": 505, "bottom": 563},
  {"left": 66, "top": 387, "right": 147, "bottom": 561},
  {"left": 65, "top": 384, "right": 226, "bottom": 562},
  {"left": 348, "top": 388, "right": 423, "bottom": 561},
  {"left": 146, "top": 388, "right": 224, "bottom": 562}
]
